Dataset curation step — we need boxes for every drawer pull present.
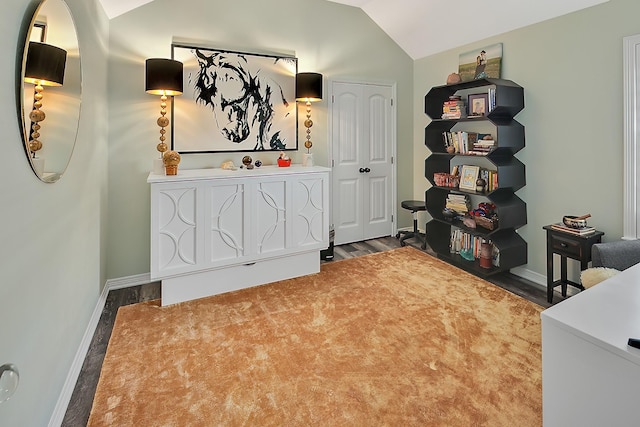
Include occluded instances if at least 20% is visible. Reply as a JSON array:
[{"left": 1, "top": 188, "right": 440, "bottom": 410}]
[
  {"left": 244, "top": 262, "right": 256, "bottom": 266},
  {"left": 560, "top": 243, "right": 568, "bottom": 248}
]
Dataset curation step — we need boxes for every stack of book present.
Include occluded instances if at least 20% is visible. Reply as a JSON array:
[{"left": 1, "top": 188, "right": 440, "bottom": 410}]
[
  {"left": 470, "top": 137, "right": 496, "bottom": 155},
  {"left": 445, "top": 194, "right": 470, "bottom": 214},
  {"left": 550, "top": 222, "right": 596, "bottom": 236},
  {"left": 442, "top": 96, "right": 466, "bottom": 119}
]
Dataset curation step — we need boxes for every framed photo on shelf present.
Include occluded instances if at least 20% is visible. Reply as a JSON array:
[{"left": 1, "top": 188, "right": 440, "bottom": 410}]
[
  {"left": 468, "top": 93, "right": 489, "bottom": 116},
  {"left": 457, "top": 42, "right": 503, "bottom": 82},
  {"left": 459, "top": 165, "right": 480, "bottom": 191}
]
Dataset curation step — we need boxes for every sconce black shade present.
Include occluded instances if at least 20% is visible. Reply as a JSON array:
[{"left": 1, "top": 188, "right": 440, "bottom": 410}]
[
  {"left": 25, "top": 42, "right": 67, "bottom": 86},
  {"left": 145, "top": 58, "right": 183, "bottom": 96},
  {"left": 296, "top": 72, "right": 323, "bottom": 102}
]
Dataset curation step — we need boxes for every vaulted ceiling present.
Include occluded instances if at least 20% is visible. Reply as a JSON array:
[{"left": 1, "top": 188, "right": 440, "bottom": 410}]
[{"left": 98, "top": 0, "right": 609, "bottom": 59}]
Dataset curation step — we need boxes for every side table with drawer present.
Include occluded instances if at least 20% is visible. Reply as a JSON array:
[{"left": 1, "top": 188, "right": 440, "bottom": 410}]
[{"left": 543, "top": 225, "right": 605, "bottom": 303}]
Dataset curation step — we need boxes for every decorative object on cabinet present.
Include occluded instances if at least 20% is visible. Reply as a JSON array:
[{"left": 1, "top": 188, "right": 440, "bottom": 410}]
[
  {"left": 162, "top": 150, "right": 181, "bottom": 176},
  {"left": 254, "top": 159, "right": 262, "bottom": 168},
  {"left": 242, "top": 155, "right": 253, "bottom": 169},
  {"left": 18, "top": 0, "right": 81, "bottom": 183},
  {"left": 277, "top": 151, "right": 291, "bottom": 167},
  {"left": 145, "top": 58, "right": 183, "bottom": 175},
  {"left": 296, "top": 72, "right": 323, "bottom": 167},
  {"left": 425, "top": 78, "right": 526, "bottom": 276},
  {"left": 220, "top": 160, "right": 237, "bottom": 170},
  {"left": 171, "top": 43, "right": 298, "bottom": 153},
  {"left": 458, "top": 43, "right": 503, "bottom": 82}
]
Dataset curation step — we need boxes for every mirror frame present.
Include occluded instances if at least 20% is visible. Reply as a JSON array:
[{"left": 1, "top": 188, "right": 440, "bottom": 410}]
[{"left": 16, "top": 0, "right": 82, "bottom": 183}]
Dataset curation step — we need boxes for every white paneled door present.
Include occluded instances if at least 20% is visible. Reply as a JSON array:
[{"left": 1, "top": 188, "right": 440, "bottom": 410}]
[{"left": 331, "top": 81, "right": 396, "bottom": 245}]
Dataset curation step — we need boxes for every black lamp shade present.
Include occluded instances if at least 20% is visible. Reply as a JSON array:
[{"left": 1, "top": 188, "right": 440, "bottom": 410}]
[
  {"left": 145, "top": 58, "right": 183, "bottom": 96},
  {"left": 296, "top": 72, "right": 323, "bottom": 102},
  {"left": 25, "top": 42, "right": 67, "bottom": 86}
]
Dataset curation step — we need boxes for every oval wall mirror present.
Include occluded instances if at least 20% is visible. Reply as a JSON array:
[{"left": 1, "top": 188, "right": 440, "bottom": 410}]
[{"left": 17, "top": 0, "right": 81, "bottom": 183}]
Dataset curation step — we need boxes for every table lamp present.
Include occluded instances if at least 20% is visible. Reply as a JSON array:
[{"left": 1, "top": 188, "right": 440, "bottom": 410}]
[
  {"left": 296, "top": 72, "right": 323, "bottom": 167},
  {"left": 24, "top": 41, "right": 67, "bottom": 174},
  {"left": 145, "top": 58, "right": 183, "bottom": 175}
]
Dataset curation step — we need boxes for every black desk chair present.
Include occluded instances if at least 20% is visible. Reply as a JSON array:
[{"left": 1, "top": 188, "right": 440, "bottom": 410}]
[{"left": 396, "top": 200, "right": 426, "bottom": 249}]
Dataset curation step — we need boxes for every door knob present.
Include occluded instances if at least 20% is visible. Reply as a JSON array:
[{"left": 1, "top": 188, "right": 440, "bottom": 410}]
[{"left": 359, "top": 168, "right": 365, "bottom": 173}]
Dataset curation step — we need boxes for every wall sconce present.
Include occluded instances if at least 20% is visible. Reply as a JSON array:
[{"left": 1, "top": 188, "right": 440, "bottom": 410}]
[
  {"left": 296, "top": 72, "right": 323, "bottom": 167},
  {"left": 24, "top": 41, "right": 66, "bottom": 174},
  {"left": 145, "top": 58, "right": 183, "bottom": 175}
]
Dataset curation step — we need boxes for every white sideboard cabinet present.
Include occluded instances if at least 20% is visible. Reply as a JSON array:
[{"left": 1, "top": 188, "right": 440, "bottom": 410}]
[{"left": 148, "top": 165, "right": 330, "bottom": 305}]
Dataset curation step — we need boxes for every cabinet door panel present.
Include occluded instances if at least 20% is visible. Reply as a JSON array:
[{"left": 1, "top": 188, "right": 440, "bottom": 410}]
[
  {"left": 154, "top": 186, "right": 198, "bottom": 277},
  {"left": 293, "top": 177, "right": 327, "bottom": 247},
  {"left": 208, "top": 183, "right": 246, "bottom": 262},
  {"left": 256, "top": 180, "right": 287, "bottom": 254}
]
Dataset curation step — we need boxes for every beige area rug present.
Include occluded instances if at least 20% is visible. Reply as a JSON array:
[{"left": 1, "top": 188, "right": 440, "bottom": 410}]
[{"left": 88, "top": 247, "right": 542, "bottom": 426}]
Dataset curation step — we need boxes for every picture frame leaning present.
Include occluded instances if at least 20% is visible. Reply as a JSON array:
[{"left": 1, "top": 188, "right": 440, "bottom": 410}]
[
  {"left": 468, "top": 93, "right": 489, "bottom": 117},
  {"left": 459, "top": 165, "right": 480, "bottom": 191},
  {"left": 171, "top": 43, "right": 298, "bottom": 153}
]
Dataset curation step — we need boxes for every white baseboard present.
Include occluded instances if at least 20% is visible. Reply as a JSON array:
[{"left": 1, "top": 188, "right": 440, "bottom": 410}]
[
  {"left": 48, "top": 273, "right": 151, "bottom": 427},
  {"left": 509, "top": 266, "right": 580, "bottom": 297},
  {"left": 510, "top": 266, "right": 546, "bottom": 288}
]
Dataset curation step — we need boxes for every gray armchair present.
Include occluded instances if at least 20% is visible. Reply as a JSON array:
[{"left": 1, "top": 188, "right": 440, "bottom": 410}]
[{"left": 592, "top": 239, "right": 640, "bottom": 271}]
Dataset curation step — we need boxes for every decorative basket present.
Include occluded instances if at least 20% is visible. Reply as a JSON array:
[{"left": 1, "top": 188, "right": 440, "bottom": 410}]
[
  {"left": 277, "top": 158, "right": 291, "bottom": 167},
  {"left": 474, "top": 216, "right": 497, "bottom": 231}
]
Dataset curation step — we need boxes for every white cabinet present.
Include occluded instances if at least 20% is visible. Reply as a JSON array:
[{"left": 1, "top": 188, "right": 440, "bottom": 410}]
[
  {"left": 541, "top": 263, "right": 640, "bottom": 426},
  {"left": 148, "top": 166, "right": 330, "bottom": 305}
]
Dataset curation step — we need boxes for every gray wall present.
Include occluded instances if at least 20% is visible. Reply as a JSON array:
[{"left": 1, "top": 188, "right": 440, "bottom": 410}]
[
  {"left": 106, "top": 0, "right": 414, "bottom": 279},
  {"left": 414, "top": 0, "right": 636, "bottom": 282},
  {"left": 0, "top": 0, "right": 108, "bottom": 425}
]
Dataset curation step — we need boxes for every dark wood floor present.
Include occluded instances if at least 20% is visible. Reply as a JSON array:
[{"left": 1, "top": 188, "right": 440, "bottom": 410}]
[{"left": 62, "top": 235, "right": 561, "bottom": 426}]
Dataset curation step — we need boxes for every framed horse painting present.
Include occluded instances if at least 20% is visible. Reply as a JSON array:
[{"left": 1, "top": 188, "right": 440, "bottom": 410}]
[{"left": 171, "top": 43, "right": 298, "bottom": 153}]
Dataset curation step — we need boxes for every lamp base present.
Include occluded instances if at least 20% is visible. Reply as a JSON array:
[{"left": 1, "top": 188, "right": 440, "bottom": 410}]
[
  {"left": 153, "top": 158, "right": 165, "bottom": 175},
  {"left": 302, "top": 153, "right": 314, "bottom": 167}
]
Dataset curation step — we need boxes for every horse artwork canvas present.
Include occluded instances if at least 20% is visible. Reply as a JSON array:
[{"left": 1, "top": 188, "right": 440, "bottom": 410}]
[{"left": 172, "top": 44, "right": 298, "bottom": 153}]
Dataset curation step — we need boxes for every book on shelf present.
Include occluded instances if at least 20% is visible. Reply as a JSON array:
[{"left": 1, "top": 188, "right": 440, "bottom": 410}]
[
  {"left": 441, "top": 131, "right": 479, "bottom": 154},
  {"left": 449, "top": 229, "right": 499, "bottom": 266},
  {"left": 478, "top": 169, "right": 498, "bottom": 192},
  {"left": 488, "top": 88, "right": 496, "bottom": 112},
  {"left": 550, "top": 223, "right": 596, "bottom": 235}
]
